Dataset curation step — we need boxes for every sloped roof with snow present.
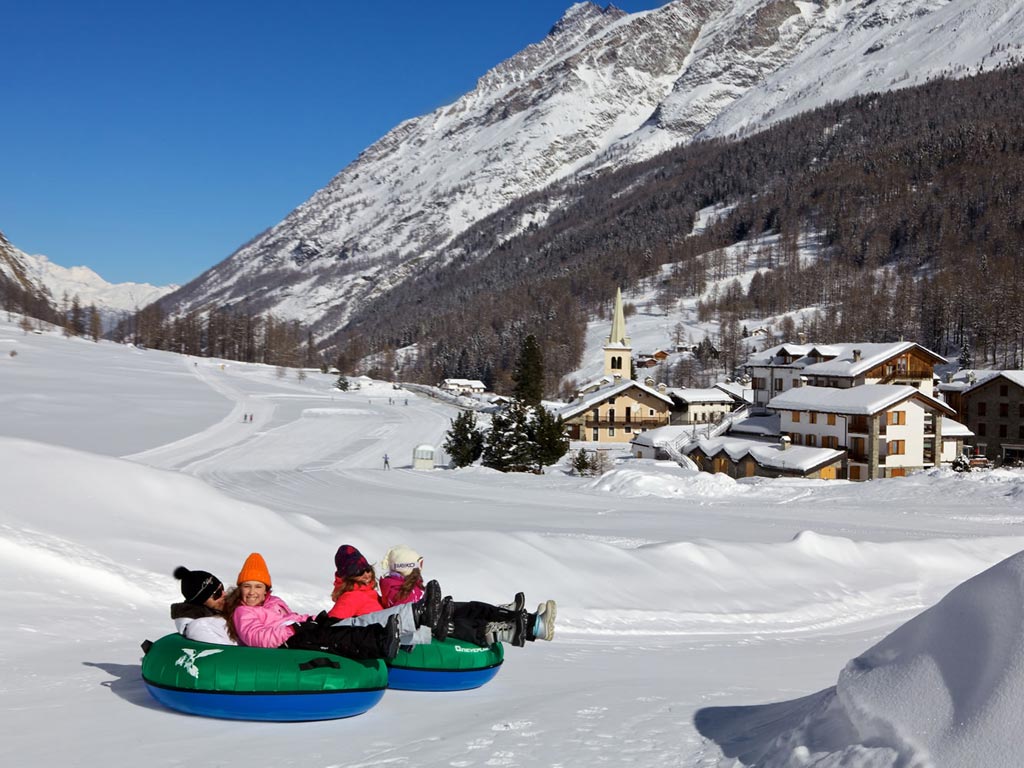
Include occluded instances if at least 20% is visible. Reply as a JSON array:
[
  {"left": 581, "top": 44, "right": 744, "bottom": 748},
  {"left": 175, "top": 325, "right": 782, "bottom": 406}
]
[
  {"left": 667, "top": 387, "right": 735, "bottom": 404},
  {"left": 747, "top": 342, "right": 943, "bottom": 379},
  {"left": 940, "top": 417, "right": 973, "bottom": 439},
  {"left": 769, "top": 385, "right": 955, "bottom": 417},
  {"left": 558, "top": 379, "right": 673, "bottom": 419},
  {"left": 629, "top": 425, "right": 693, "bottom": 448},
  {"left": 693, "top": 435, "right": 844, "bottom": 474},
  {"left": 963, "top": 370, "right": 1024, "bottom": 395}
]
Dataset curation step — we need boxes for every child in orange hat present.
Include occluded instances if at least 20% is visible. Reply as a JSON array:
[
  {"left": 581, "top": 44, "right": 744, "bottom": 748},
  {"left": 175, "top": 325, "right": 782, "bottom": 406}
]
[{"left": 223, "top": 552, "right": 401, "bottom": 660}]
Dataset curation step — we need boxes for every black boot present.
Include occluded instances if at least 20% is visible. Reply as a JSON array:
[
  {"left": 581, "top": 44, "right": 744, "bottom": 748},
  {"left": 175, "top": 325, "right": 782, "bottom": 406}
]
[
  {"left": 433, "top": 596, "right": 454, "bottom": 642},
  {"left": 379, "top": 614, "right": 401, "bottom": 661},
  {"left": 413, "top": 580, "right": 442, "bottom": 629}
]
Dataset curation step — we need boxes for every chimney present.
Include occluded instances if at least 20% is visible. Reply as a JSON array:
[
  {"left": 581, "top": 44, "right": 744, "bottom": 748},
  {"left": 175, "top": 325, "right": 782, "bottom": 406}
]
[
  {"left": 853, "top": 349, "right": 862, "bottom": 362},
  {"left": 780, "top": 435, "right": 791, "bottom": 451}
]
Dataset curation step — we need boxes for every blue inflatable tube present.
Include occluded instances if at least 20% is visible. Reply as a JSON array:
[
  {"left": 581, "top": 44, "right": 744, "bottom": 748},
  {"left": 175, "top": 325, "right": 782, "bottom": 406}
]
[
  {"left": 141, "top": 634, "right": 388, "bottom": 721},
  {"left": 387, "top": 664, "right": 502, "bottom": 692},
  {"left": 387, "top": 637, "right": 504, "bottom": 691},
  {"left": 144, "top": 683, "right": 386, "bottom": 721}
]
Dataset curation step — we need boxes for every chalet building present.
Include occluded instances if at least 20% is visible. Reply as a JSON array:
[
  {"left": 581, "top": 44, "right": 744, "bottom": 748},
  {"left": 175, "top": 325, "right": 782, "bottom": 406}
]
[
  {"left": 746, "top": 342, "right": 945, "bottom": 409},
  {"left": 957, "top": 371, "right": 1024, "bottom": 464},
  {"left": 687, "top": 435, "right": 845, "bottom": 480},
  {"left": 560, "top": 288, "right": 671, "bottom": 443},
  {"left": 560, "top": 379, "right": 673, "bottom": 442},
  {"left": 440, "top": 378, "right": 486, "bottom": 395},
  {"left": 768, "top": 384, "right": 960, "bottom": 480}
]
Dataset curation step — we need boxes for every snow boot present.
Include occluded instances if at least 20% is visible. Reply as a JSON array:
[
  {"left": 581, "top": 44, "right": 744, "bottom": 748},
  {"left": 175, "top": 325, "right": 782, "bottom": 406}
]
[
  {"left": 378, "top": 614, "right": 402, "bottom": 661},
  {"left": 412, "top": 579, "right": 442, "bottom": 629},
  {"left": 484, "top": 610, "right": 527, "bottom": 647},
  {"left": 527, "top": 600, "right": 556, "bottom": 642},
  {"left": 499, "top": 592, "right": 526, "bottom": 614},
  {"left": 433, "top": 596, "right": 454, "bottom": 642}
]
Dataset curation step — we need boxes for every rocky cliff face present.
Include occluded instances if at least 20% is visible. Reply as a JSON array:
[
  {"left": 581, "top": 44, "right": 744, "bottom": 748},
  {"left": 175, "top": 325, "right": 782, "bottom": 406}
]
[{"left": 159, "top": 0, "right": 1024, "bottom": 338}]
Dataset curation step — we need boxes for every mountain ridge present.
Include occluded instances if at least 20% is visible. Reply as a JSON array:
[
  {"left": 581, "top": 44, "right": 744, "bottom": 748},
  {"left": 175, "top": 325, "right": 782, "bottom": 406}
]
[{"left": 151, "top": 0, "right": 1024, "bottom": 350}]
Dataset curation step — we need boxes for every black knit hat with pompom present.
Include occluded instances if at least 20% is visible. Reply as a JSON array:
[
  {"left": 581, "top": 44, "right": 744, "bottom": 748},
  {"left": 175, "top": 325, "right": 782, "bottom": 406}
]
[{"left": 174, "top": 566, "right": 223, "bottom": 605}]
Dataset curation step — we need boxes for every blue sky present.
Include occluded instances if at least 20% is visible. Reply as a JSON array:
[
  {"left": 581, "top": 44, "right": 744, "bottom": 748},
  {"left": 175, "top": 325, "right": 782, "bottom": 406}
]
[{"left": 1, "top": 1, "right": 663, "bottom": 286}]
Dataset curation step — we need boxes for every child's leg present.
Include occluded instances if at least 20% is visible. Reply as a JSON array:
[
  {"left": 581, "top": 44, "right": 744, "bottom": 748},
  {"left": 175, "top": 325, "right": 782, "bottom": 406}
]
[{"left": 330, "top": 603, "right": 430, "bottom": 645}]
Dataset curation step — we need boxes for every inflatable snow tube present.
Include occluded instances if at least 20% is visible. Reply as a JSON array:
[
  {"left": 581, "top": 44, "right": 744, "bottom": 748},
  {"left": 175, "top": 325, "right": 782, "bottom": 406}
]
[
  {"left": 387, "top": 636, "right": 504, "bottom": 691},
  {"left": 141, "top": 634, "right": 388, "bottom": 721}
]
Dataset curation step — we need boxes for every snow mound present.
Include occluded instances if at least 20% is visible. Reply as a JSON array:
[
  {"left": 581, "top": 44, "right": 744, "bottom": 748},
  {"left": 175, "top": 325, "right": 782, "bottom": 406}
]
[
  {"left": 697, "top": 549, "right": 1024, "bottom": 767},
  {"left": 584, "top": 467, "right": 749, "bottom": 498}
]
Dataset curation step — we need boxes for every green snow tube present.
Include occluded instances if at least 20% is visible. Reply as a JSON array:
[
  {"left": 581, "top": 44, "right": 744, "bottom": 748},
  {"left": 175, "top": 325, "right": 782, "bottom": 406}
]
[
  {"left": 387, "top": 636, "right": 504, "bottom": 691},
  {"left": 141, "top": 633, "right": 388, "bottom": 720}
]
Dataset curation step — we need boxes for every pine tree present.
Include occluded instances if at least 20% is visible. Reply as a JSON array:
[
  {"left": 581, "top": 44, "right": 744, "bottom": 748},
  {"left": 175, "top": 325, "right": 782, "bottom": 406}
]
[
  {"left": 530, "top": 405, "right": 569, "bottom": 471},
  {"left": 482, "top": 399, "right": 534, "bottom": 472},
  {"left": 958, "top": 340, "right": 972, "bottom": 369},
  {"left": 336, "top": 375, "right": 349, "bottom": 391},
  {"left": 443, "top": 410, "right": 484, "bottom": 467},
  {"left": 512, "top": 334, "right": 545, "bottom": 405},
  {"left": 571, "top": 448, "right": 592, "bottom": 476}
]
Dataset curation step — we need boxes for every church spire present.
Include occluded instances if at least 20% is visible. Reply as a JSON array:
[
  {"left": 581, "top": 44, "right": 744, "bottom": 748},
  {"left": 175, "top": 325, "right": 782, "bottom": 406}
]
[
  {"left": 603, "top": 287, "right": 632, "bottom": 378},
  {"left": 607, "top": 287, "right": 630, "bottom": 348}
]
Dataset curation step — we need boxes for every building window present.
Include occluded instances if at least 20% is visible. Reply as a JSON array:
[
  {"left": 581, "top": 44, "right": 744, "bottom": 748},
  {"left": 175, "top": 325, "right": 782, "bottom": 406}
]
[
  {"left": 592, "top": 428, "right": 599, "bottom": 441},
  {"left": 1000, "top": 425, "right": 1007, "bottom": 437},
  {"left": 1000, "top": 403, "right": 1009, "bottom": 417},
  {"left": 1019, "top": 426, "right": 1024, "bottom": 439},
  {"left": 806, "top": 434, "right": 817, "bottom": 447},
  {"left": 978, "top": 423, "right": 987, "bottom": 436},
  {"left": 888, "top": 440, "right": 905, "bottom": 455},
  {"left": 608, "top": 427, "right": 615, "bottom": 437},
  {"left": 592, "top": 408, "right": 599, "bottom": 423},
  {"left": 822, "top": 435, "right": 838, "bottom": 449},
  {"left": 791, "top": 433, "right": 803, "bottom": 446},
  {"left": 625, "top": 406, "right": 632, "bottom": 423},
  {"left": 1020, "top": 404, "right": 1024, "bottom": 418},
  {"left": 978, "top": 402, "right": 987, "bottom": 416},
  {"left": 649, "top": 409, "right": 654, "bottom": 416},
  {"left": 827, "top": 413, "right": 836, "bottom": 426},
  {"left": 753, "top": 377, "right": 766, "bottom": 389},
  {"left": 774, "top": 378, "right": 783, "bottom": 391},
  {"left": 887, "top": 411, "right": 906, "bottom": 426},
  {"left": 608, "top": 408, "right": 616, "bottom": 423},
  {"left": 809, "top": 412, "right": 818, "bottom": 424},
  {"left": 624, "top": 425, "right": 632, "bottom": 433},
  {"left": 792, "top": 411, "right": 801, "bottom": 422},
  {"left": 1000, "top": 384, "right": 1008, "bottom": 397}
]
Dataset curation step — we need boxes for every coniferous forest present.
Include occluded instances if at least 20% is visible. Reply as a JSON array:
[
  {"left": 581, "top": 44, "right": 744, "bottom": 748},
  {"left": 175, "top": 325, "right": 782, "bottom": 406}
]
[{"left": 37, "top": 64, "right": 1024, "bottom": 394}]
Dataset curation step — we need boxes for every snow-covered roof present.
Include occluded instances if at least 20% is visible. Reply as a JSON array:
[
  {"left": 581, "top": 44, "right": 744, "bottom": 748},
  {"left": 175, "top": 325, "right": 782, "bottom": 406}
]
[
  {"left": 748, "top": 342, "right": 943, "bottom": 379},
  {"left": 769, "top": 384, "right": 955, "bottom": 417},
  {"left": 963, "top": 370, "right": 1024, "bottom": 395},
  {"left": 693, "top": 435, "right": 844, "bottom": 474},
  {"left": 559, "top": 378, "right": 673, "bottom": 419},
  {"left": 629, "top": 425, "right": 692, "bottom": 448},
  {"left": 667, "top": 387, "right": 735, "bottom": 404},
  {"left": 713, "top": 381, "right": 752, "bottom": 402},
  {"left": 727, "top": 412, "right": 781, "bottom": 437},
  {"left": 940, "top": 417, "right": 973, "bottom": 439},
  {"left": 442, "top": 378, "right": 485, "bottom": 388}
]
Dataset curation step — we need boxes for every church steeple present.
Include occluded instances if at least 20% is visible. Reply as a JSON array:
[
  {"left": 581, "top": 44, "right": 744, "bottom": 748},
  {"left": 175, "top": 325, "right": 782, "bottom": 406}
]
[{"left": 603, "top": 287, "right": 632, "bottom": 378}]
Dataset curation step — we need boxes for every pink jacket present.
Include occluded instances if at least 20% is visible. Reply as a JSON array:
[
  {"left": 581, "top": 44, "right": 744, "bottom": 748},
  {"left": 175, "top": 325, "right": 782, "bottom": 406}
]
[
  {"left": 233, "top": 594, "right": 310, "bottom": 648},
  {"left": 328, "top": 579, "right": 384, "bottom": 619},
  {"left": 379, "top": 573, "right": 423, "bottom": 608}
]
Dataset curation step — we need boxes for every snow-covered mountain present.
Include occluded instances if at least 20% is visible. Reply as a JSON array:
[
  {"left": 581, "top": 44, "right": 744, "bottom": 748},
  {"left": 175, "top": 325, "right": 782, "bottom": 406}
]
[
  {"left": 159, "top": 0, "right": 1024, "bottom": 336},
  {"left": 0, "top": 230, "right": 176, "bottom": 326}
]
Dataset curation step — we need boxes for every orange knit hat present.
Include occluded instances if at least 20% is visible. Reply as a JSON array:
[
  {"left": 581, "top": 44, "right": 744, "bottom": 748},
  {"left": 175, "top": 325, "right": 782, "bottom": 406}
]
[{"left": 237, "top": 552, "right": 272, "bottom": 587}]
